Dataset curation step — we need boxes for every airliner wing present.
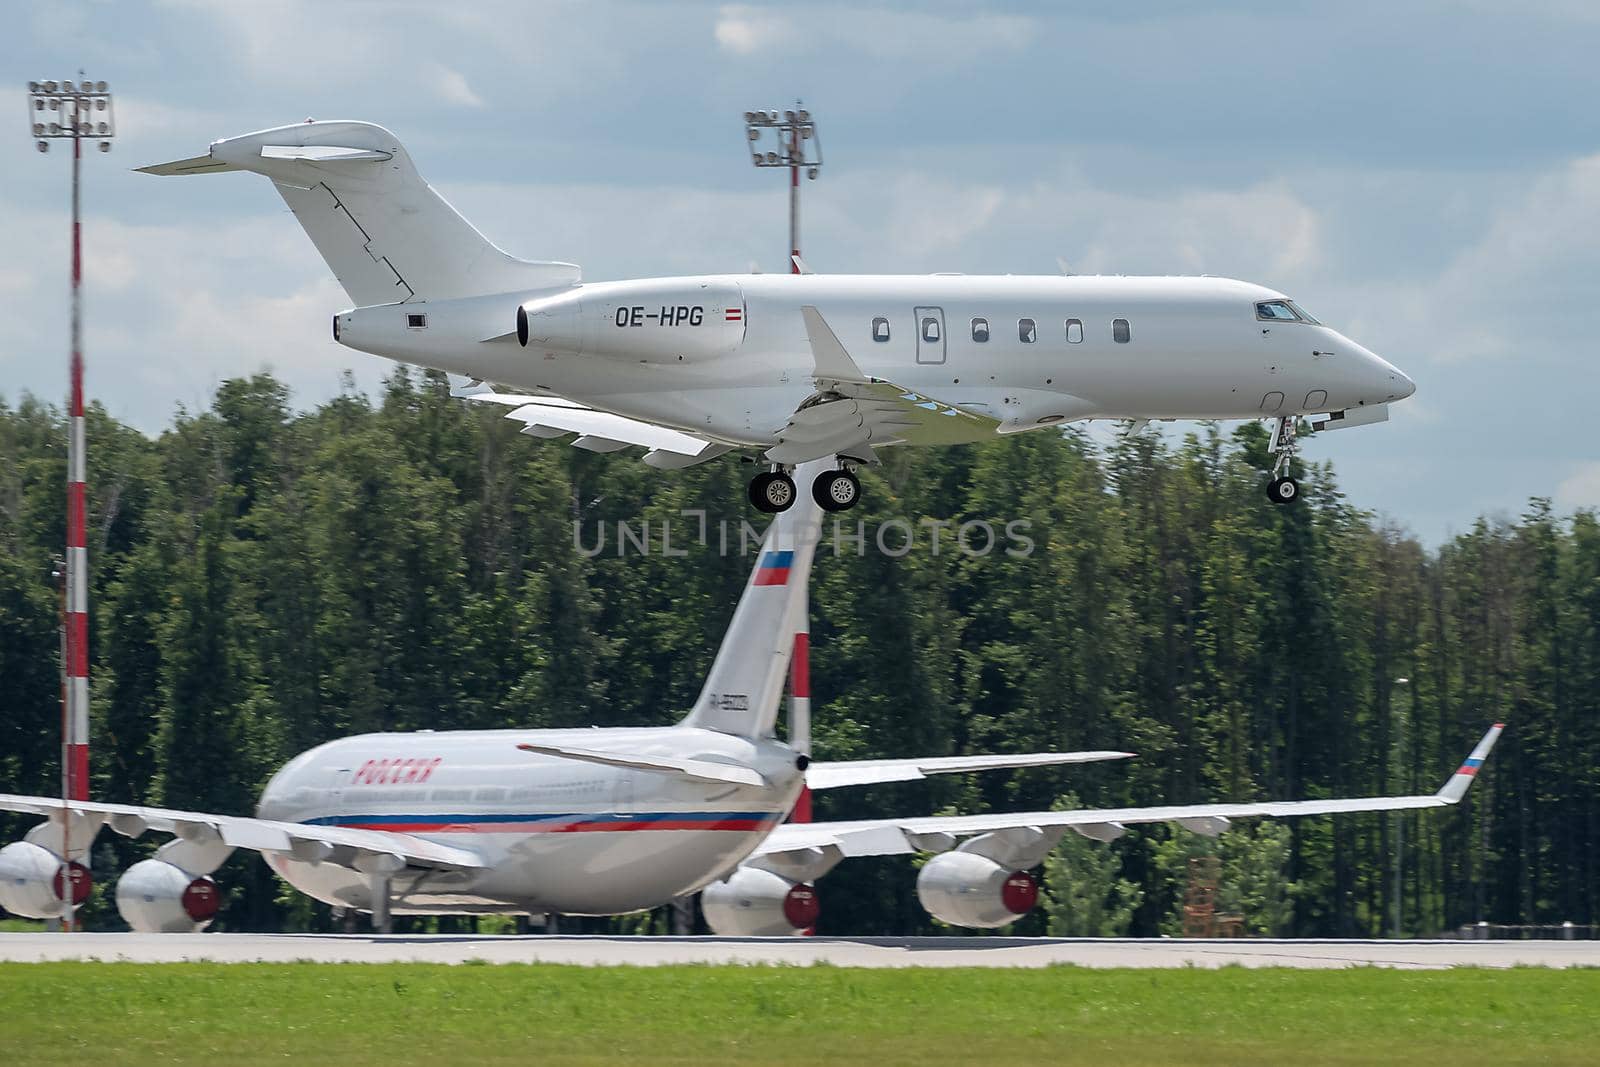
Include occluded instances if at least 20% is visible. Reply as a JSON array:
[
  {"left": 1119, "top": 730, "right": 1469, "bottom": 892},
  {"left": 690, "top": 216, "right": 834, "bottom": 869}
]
[
  {"left": 756, "top": 724, "right": 1502, "bottom": 861},
  {"left": 451, "top": 378, "right": 731, "bottom": 469},
  {"left": 0, "top": 795, "right": 487, "bottom": 869},
  {"left": 805, "top": 750, "right": 1135, "bottom": 790}
]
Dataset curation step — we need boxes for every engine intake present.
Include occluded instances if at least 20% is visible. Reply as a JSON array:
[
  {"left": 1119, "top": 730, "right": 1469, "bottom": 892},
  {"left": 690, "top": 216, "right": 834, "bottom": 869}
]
[
  {"left": 915, "top": 850, "right": 1038, "bottom": 929},
  {"left": 701, "top": 867, "right": 819, "bottom": 937},
  {"left": 0, "top": 842, "right": 89, "bottom": 919},
  {"left": 116, "top": 860, "right": 221, "bottom": 933}
]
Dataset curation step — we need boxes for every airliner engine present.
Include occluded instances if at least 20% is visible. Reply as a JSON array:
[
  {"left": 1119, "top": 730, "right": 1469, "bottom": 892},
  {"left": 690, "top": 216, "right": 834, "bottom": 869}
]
[
  {"left": 0, "top": 841, "right": 90, "bottom": 918},
  {"left": 701, "top": 867, "right": 820, "bottom": 936},
  {"left": 915, "top": 851, "right": 1039, "bottom": 929},
  {"left": 115, "top": 860, "right": 221, "bottom": 933}
]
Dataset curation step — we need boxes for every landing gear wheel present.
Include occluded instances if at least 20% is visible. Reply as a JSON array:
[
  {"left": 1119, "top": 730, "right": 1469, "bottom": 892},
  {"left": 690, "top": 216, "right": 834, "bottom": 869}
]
[
  {"left": 1267, "top": 476, "right": 1300, "bottom": 505},
  {"left": 749, "top": 471, "right": 797, "bottom": 513},
  {"left": 812, "top": 468, "right": 860, "bottom": 512}
]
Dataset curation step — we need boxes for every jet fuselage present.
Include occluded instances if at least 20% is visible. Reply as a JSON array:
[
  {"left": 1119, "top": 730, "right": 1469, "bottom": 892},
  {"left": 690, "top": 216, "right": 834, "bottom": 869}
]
[{"left": 335, "top": 273, "right": 1414, "bottom": 449}]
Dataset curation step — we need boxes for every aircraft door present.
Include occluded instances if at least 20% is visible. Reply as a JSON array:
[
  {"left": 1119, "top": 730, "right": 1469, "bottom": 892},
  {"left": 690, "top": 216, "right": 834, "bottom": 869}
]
[{"left": 915, "top": 307, "right": 946, "bottom": 365}]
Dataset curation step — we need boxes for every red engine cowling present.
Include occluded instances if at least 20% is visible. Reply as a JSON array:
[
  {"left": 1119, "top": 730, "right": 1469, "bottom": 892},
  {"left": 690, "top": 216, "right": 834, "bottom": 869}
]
[
  {"left": 0, "top": 842, "right": 89, "bottom": 919},
  {"left": 701, "top": 867, "right": 820, "bottom": 936},
  {"left": 915, "top": 851, "right": 1038, "bottom": 928},
  {"left": 115, "top": 860, "right": 221, "bottom": 933}
]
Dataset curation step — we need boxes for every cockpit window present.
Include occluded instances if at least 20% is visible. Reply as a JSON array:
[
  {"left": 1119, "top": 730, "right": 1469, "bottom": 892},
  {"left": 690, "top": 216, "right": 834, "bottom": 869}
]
[
  {"left": 1256, "top": 299, "right": 1321, "bottom": 325},
  {"left": 1286, "top": 301, "right": 1319, "bottom": 325}
]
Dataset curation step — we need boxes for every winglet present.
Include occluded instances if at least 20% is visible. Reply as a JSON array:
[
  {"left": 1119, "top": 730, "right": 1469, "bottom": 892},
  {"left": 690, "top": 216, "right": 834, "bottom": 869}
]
[
  {"left": 800, "top": 305, "right": 870, "bottom": 384},
  {"left": 1435, "top": 723, "right": 1504, "bottom": 803}
]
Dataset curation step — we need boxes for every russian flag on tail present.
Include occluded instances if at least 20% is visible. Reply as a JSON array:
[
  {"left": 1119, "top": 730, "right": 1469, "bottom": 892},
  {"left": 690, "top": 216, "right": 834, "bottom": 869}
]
[{"left": 754, "top": 549, "right": 794, "bottom": 586}]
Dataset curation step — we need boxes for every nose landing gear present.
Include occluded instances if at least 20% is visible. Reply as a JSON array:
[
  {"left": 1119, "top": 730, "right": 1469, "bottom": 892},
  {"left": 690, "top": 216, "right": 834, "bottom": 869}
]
[{"left": 1266, "top": 415, "right": 1301, "bottom": 505}]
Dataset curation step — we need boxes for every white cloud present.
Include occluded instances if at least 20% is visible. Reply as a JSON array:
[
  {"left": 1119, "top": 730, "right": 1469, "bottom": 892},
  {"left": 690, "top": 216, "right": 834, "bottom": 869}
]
[
  {"left": 1556, "top": 462, "right": 1600, "bottom": 512},
  {"left": 714, "top": 4, "right": 792, "bottom": 55},
  {"left": 429, "top": 64, "right": 485, "bottom": 108}
]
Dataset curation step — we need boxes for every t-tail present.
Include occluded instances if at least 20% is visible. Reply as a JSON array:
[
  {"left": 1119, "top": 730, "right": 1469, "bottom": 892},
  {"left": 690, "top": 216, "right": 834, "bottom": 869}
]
[
  {"left": 138, "top": 120, "right": 578, "bottom": 304},
  {"left": 681, "top": 459, "right": 829, "bottom": 739}
]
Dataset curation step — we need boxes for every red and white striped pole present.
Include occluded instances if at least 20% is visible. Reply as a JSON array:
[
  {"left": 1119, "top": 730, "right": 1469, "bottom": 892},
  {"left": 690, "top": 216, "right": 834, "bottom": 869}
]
[
  {"left": 788, "top": 624, "right": 812, "bottom": 824},
  {"left": 30, "top": 77, "right": 112, "bottom": 930},
  {"left": 65, "top": 110, "right": 90, "bottom": 808}
]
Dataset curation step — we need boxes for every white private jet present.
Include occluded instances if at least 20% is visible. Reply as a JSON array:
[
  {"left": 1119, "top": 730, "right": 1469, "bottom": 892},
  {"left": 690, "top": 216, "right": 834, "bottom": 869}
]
[
  {"left": 140, "top": 121, "right": 1414, "bottom": 513},
  {"left": 0, "top": 459, "right": 1496, "bottom": 935}
]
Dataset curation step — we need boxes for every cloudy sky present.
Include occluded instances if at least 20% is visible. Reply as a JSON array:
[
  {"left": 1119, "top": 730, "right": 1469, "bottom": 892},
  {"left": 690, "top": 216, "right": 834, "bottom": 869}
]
[{"left": 5, "top": 1, "right": 1598, "bottom": 542}]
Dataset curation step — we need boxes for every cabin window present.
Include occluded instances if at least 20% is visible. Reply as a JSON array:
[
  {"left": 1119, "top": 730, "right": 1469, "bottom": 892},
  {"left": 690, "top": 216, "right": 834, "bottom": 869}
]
[
  {"left": 872, "top": 317, "right": 891, "bottom": 342},
  {"left": 406, "top": 313, "right": 428, "bottom": 329},
  {"left": 971, "top": 317, "right": 990, "bottom": 342},
  {"left": 1018, "top": 318, "right": 1037, "bottom": 343},
  {"left": 1113, "top": 318, "right": 1131, "bottom": 344},
  {"left": 1065, "top": 318, "right": 1083, "bottom": 344},
  {"left": 921, "top": 316, "right": 942, "bottom": 343}
]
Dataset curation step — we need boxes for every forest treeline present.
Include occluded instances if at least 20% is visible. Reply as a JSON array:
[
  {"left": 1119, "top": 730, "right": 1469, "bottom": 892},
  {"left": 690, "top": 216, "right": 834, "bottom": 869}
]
[{"left": 1, "top": 369, "right": 1596, "bottom": 936}]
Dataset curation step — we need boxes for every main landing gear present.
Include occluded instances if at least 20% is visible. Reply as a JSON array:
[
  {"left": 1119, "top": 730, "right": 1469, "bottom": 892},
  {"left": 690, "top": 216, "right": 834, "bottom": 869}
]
[
  {"left": 748, "top": 466, "right": 861, "bottom": 514},
  {"left": 1266, "top": 415, "right": 1301, "bottom": 505}
]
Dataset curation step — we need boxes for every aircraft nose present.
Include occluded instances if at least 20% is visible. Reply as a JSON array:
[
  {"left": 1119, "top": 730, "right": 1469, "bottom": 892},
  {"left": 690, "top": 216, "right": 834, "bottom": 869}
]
[{"left": 1344, "top": 336, "right": 1415, "bottom": 403}]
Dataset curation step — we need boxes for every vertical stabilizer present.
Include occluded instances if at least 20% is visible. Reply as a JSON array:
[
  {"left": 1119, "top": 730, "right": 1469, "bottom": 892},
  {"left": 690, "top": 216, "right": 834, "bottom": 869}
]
[
  {"left": 140, "top": 120, "right": 579, "bottom": 304},
  {"left": 683, "top": 460, "right": 828, "bottom": 738}
]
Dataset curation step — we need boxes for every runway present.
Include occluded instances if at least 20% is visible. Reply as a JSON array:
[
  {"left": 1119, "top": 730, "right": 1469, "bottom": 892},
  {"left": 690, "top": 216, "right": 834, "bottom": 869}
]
[{"left": 3, "top": 932, "right": 1597, "bottom": 968}]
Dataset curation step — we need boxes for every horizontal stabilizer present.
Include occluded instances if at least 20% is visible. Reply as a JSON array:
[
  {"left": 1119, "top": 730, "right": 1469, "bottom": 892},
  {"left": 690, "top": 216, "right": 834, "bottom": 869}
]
[
  {"left": 135, "top": 154, "right": 240, "bottom": 176},
  {"left": 806, "top": 751, "right": 1135, "bottom": 790},
  {"left": 515, "top": 743, "right": 767, "bottom": 787},
  {"left": 259, "top": 145, "right": 393, "bottom": 163}
]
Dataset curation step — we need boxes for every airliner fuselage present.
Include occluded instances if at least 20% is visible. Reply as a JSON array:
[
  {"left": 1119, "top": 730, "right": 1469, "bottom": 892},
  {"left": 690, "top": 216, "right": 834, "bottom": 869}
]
[{"left": 256, "top": 726, "right": 802, "bottom": 916}]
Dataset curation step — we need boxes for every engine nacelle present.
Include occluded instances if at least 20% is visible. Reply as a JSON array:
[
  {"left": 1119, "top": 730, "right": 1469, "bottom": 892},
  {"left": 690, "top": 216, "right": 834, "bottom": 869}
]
[
  {"left": 701, "top": 867, "right": 820, "bottom": 937},
  {"left": 0, "top": 842, "right": 90, "bottom": 919},
  {"left": 915, "top": 851, "right": 1039, "bottom": 929},
  {"left": 116, "top": 860, "right": 221, "bottom": 933},
  {"left": 516, "top": 280, "right": 746, "bottom": 364}
]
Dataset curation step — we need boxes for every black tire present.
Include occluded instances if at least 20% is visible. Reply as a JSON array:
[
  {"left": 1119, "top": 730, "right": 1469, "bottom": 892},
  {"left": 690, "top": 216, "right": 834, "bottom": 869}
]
[
  {"left": 812, "top": 469, "right": 861, "bottom": 512},
  {"left": 1267, "top": 476, "right": 1301, "bottom": 505},
  {"left": 750, "top": 471, "right": 797, "bottom": 513}
]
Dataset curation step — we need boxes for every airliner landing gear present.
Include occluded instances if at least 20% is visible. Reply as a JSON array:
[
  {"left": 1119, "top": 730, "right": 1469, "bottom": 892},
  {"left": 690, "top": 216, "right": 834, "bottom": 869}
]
[
  {"left": 749, "top": 469, "right": 798, "bottom": 513},
  {"left": 1266, "top": 416, "right": 1301, "bottom": 506},
  {"left": 811, "top": 468, "right": 861, "bottom": 512}
]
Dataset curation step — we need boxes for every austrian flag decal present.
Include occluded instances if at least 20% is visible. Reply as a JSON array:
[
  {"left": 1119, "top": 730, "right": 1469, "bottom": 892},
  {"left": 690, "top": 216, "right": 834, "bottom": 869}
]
[{"left": 725, "top": 306, "right": 743, "bottom": 323}]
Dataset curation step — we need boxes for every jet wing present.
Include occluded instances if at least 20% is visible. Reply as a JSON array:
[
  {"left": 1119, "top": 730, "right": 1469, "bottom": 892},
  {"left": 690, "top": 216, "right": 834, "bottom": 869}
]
[
  {"left": 805, "top": 750, "right": 1135, "bottom": 790},
  {"left": 763, "top": 306, "right": 998, "bottom": 465},
  {"left": 452, "top": 378, "right": 731, "bottom": 468},
  {"left": 756, "top": 724, "right": 1502, "bottom": 861},
  {"left": 0, "top": 795, "right": 487, "bottom": 870}
]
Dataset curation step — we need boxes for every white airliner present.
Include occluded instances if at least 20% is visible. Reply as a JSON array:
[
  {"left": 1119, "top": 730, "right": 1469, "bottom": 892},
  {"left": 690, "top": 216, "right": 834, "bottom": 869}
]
[
  {"left": 0, "top": 460, "right": 1495, "bottom": 935},
  {"left": 140, "top": 121, "right": 1414, "bottom": 512}
]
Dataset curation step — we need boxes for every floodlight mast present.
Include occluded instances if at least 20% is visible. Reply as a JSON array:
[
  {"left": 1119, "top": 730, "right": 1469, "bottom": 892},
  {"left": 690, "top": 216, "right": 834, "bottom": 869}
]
[
  {"left": 743, "top": 102, "right": 821, "bottom": 274},
  {"left": 743, "top": 105, "right": 820, "bottom": 838},
  {"left": 27, "top": 73, "right": 114, "bottom": 932}
]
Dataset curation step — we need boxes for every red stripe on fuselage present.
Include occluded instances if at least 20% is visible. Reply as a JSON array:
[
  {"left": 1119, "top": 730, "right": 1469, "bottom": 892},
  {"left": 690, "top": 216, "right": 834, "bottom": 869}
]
[{"left": 335, "top": 819, "right": 772, "bottom": 834}]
